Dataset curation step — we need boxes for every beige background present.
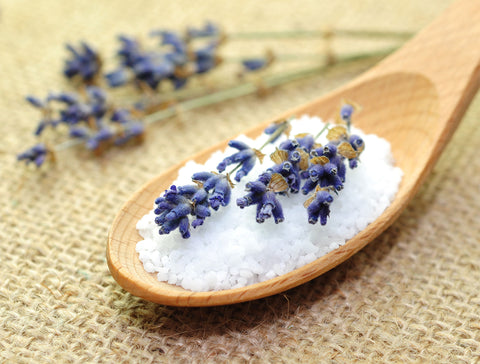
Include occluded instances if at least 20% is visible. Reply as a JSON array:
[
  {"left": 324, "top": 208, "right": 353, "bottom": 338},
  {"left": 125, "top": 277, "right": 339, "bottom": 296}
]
[{"left": 2, "top": 0, "right": 480, "bottom": 362}]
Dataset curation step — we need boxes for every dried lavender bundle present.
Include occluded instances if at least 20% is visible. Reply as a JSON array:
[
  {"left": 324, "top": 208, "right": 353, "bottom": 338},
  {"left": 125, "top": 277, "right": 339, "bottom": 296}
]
[
  {"left": 151, "top": 104, "right": 364, "bottom": 237},
  {"left": 16, "top": 21, "right": 402, "bottom": 168}
]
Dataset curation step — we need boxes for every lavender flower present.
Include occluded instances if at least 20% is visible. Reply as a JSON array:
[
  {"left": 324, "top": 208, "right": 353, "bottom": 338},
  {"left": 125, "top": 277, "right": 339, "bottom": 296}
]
[
  {"left": 347, "top": 134, "right": 365, "bottom": 168},
  {"left": 17, "top": 143, "right": 50, "bottom": 167},
  {"left": 236, "top": 173, "right": 286, "bottom": 223},
  {"left": 25, "top": 96, "right": 46, "bottom": 108},
  {"left": 242, "top": 58, "right": 268, "bottom": 72},
  {"left": 114, "top": 122, "right": 145, "bottom": 145},
  {"left": 268, "top": 147, "right": 305, "bottom": 193},
  {"left": 263, "top": 118, "right": 292, "bottom": 143},
  {"left": 26, "top": 95, "right": 60, "bottom": 135},
  {"left": 187, "top": 22, "right": 219, "bottom": 39},
  {"left": 85, "top": 126, "right": 115, "bottom": 150},
  {"left": 193, "top": 41, "right": 222, "bottom": 74},
  {"left": 192, "top": 172, "right": 232, "bottom": 210},
  {"left": 116, "top": 35, "right": 143, "bottom": 68},
  {"left": 241, "top": 50, "right": 274, "bottom": 72},
  {"left": 311, "top": 143, "right": 346, "bottom": 182},
  {"left": 301, "top": 159, "right": 343, "bottom": 194},
  {"left": 153, "top": 178, "right": 222, "bottom": 238},
  {"left": 154, "top": 185, "right": 195, "bottom": 239},
  {"left": 105, "top": 68, "right": 130, "bottom": 87},
  {"left": 64, "top": 42, "right": 101, "bottom": 82},
  {"left": 57, "top": 86, "right": 108, "bottom": 125},
  {"left": 216, "top": 140, "right": 265, "bottom": 182},
  {"left": 155, "top": 31, "right": 187, "bottom": 56},
  {"left": 305, "top": 187, "right": 334, "bottom": 225},
  {"left": 132, "top": 53, "right": 176, "bottom": 90}
]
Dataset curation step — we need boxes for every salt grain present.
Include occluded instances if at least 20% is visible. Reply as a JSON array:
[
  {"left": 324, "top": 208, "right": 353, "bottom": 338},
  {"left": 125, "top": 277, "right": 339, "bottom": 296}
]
[{"left": 136, "top": 115, "right": 403, "bottom": 291}]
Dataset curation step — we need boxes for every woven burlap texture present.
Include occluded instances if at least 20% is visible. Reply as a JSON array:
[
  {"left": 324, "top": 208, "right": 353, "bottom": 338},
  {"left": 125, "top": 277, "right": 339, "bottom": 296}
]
[{"left": 2, "top": 0, "right": 480, "bottom": 362}]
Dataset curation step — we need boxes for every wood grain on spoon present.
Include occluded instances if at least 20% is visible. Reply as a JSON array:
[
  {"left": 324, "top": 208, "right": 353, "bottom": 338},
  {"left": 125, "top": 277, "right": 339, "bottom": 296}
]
[{"left": 107, "top": 0, "right": 480, "bottom": 306}]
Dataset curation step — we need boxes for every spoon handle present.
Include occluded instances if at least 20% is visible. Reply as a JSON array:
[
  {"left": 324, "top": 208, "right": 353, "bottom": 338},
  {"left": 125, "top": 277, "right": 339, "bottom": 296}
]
[{"left": 363, "top": 0, "right": 480, "bottom": 131}]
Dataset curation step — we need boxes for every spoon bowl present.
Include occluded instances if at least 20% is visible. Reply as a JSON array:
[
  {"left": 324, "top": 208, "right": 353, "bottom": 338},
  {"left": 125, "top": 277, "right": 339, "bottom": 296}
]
[{"left": 107, "top": 0, "right": 480, "bottom": 306}]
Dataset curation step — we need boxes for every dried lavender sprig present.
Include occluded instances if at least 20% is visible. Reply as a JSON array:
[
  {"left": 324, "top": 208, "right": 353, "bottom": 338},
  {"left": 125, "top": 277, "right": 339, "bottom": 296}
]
[
  {"left": 220, "top": 118, "right": 292, "bottom": 180},
  {"left": 143, "top": 47, "right": 396, "bottom": 125}
]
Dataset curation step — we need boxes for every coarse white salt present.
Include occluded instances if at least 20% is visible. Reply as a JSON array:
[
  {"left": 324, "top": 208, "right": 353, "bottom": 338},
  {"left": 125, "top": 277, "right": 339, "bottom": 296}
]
[{"left": 136, "top": 115, "right": 403, "bottom": 292}]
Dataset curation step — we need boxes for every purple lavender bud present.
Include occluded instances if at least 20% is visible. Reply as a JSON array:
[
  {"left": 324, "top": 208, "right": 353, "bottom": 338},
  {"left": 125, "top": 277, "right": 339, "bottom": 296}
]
[
  {"left": 64, "top": 42, "right": 101, "bottom": 81},
  {"left": 236, "top": 196, "right": 250, "bottom": 209},
  {"left": 191, "top": 218, "right": 204, "bottom": 228},
  {"left": 111, "top": 109, "right": 131, "bottom": 123},
  {"left": 86, "top": 127, "right": 114, "bottom": 150},
  {"left": 264, "top": 123, "right": 281, "bottom": 135},
  {"left": 296, "top": 134, "right": 315, "bottom": 152},
  {"left": 191, "top": 189, "right": 208, "bottom": 204},
  {"left": 187, "top": 22, "right": 219, "bottom": 38},
  {"left": 17, "top": 143, "right": 48, "bottom": 167},
  {"left": 69, "top": 126, "right": 90, "bottom": 139},
  {"left": 25, "top": 96, "right": 45, "bottom": 108},
  {"left": 234, "top": 155, "right": 256, "bottom": 182},
  {"left": 106, "top": 68, "right": 129, "bottom": 87},
  {"left": 245, "top": 180, "right": 267, "bottom": 193},
  {"left": 307, "top": 191, "right": 334, "bottom": 225},
  {"left": 289, "top": 150, "right": 301, "bottom": 163},
  {"left": 349, "top": 135, "right": 364, "bottom": 151},
  {"left": 228, "top": 140, "right": 249, "bottom": 150},
  {"left": 153, "top": 30, "right": 186, "bottom": 55},
  {"left": 178, "top": 217, "right": 191, "bottom": 239},
  {"left": 87, "top": 86, "right": 107, "bottom": 103},
  {"left": 165, "top": 203, "right": 191, "bottom": 221},
  {"left": 114, "top": 122, "right": 144, "bottom": 146},
  {"left": 323, "top": 143, "right": 337, "bottom": 158},
  {"left": 159, "top": 219, "right": 180, "bottom": 235},
  {"left": 209, "top": 178, "right": 231, "bottom": 210},
  {"left": 154, "top": 212, "right": 168, "bottom": 225},
  {"left": 257, "top": 172, "right": 272, "bottom": 185},
  {"left": 301, "top": 178, "right": 318, "bottom": 195},
  {"left": 48, "top": 92, "right": 78, "bottom": 105},
  {"left": 195, "top": 41, "right": 218, "bottom": 61},
  {"left": 169, "top": 75, "right": 188, "bottom": 90},
  {"left": 340, "top": 104, "right": 354, "bottom": 121},
  {"left": 117, "top": 35, "right": 142, "bottom": 67},
  {"left": 278, "top": 139, "right": 299, "bottom": 151},
  {"left": 177, "top": 185, "right": 198, "bottom": 195},
  {"left": 154, "top": 196, "right": 166, "bottom": 204},
  {"left": 191, "top": 171, "right": 212, "bottom": 182},
  {"left": 256, "top": 191, "right": 283, "bottom": 224},
  {"left": 242, "top": 58, "right": 267, "bottom": 72},
  {"left": 194, "top": 204, "right": 210, "bottom": 219},
  {"left": 34, "top": 121, "right": 47, "bottom": 136}
]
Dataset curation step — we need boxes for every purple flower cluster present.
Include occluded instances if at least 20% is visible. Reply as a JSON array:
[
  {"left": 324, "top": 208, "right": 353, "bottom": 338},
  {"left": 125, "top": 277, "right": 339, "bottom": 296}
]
[
  {"left": 152, "top": 105, "right": 364, "bottom": 239},
  {"left": 236, "top": 110, "right": 364, "bottom": 226},
  {"left": 18, "top": 87, "right": 144, "bottom": 165},
  {"left": 64, "top": 43, "right": 101, "bottom": 83},
  {"left": 216, "top": 140, "right": 265, "bottom": 182},
  {"left": 105, "top": 22, "right": 223, "bottom": 91},
  {"left": 154, "top": 173, "right": 233, "bottom": 239},
  {"left": 16, "top": 143, "right": 51, "bottom": 168}
]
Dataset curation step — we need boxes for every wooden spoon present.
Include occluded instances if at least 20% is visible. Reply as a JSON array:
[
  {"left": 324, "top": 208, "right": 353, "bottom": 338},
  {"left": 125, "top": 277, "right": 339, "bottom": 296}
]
[{"left": 107, "top": 0, "right": 480, "bottom": 307}]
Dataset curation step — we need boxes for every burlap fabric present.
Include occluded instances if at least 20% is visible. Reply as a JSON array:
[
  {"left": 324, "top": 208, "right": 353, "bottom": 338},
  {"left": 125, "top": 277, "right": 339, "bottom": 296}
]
[{"left": 2, "top": 0, "right": 479, "bottom": 362}]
